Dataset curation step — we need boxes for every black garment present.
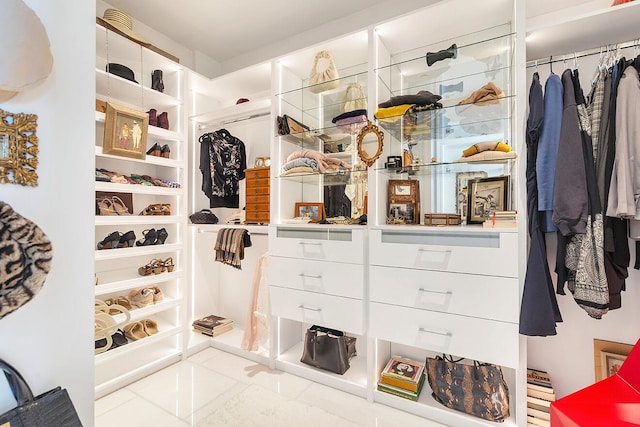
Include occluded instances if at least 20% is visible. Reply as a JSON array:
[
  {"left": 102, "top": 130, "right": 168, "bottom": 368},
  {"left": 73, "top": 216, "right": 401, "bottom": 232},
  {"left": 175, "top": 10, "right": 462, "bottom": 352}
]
[
  {"left": 331, "top": 109, "right": 367, "bottom": 123},
  {"left": 602, "top": 59, "right": 630, "bottom": 310},
  {"left": 199, "top": 129, "right": 247, "bottom": 208},
  {"left": 378, "top": 90, "right": 442, "bottom": 108},
  {"left": 324, "top": 185, "right": 352, "bottom": 218},
  {"left": 520, "top": 72, "right": 561, "bottom": 336}
]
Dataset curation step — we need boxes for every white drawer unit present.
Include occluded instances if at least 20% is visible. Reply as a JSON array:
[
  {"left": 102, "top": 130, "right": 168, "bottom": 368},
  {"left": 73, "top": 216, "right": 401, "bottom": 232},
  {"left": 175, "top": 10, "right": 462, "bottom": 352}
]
[
  {"left": 369, "top": 302, "right": 519, "bottom": 369},
  {"left": 369, "top": 229, "right": 518, "bottom": 278},
  {"left": 270, "top": 286, "right": 364, "bottom": 335},
  {"left": 270, "top": 256, "right": 364, "bottom": 299},
  {"left": 369, "top": 266, "right": 519, "bottom": 323},
  {"left": 269, "top": 226, "right": 365, "bottom": 264}
]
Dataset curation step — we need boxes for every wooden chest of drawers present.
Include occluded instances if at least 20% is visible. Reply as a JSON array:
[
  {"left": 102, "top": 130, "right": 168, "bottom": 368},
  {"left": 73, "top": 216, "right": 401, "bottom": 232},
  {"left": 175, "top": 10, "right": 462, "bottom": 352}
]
[{"left": 245, "top": 167, "right": 270, "bottom": 224}]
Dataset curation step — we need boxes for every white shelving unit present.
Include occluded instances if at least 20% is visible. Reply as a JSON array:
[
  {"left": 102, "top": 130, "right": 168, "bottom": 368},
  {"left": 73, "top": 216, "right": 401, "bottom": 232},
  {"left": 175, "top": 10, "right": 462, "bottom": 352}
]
[{"left": 94, "top": 21, "right": 187, "bottom": 398}]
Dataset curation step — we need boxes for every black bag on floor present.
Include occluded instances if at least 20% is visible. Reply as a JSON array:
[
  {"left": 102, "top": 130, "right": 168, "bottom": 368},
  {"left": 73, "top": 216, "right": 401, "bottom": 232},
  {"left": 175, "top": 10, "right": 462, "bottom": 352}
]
[{"left": 300, "top": 325, "right": 356, "bottom": 375}]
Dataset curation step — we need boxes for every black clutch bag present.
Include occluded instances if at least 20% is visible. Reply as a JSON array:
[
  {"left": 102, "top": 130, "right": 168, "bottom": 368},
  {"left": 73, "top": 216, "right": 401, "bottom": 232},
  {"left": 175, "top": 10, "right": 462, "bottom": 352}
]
[
  {"left": 0, "top": 358, "right": 83, "bottom": 427},
  {"left": 276, "top": 114, "right": 309, "bottom": 136},
  {"left": 426, "top": 355, "right": 510, "bottom": 422},
  {"left": 300, "top": 325, "right": 357, "bottom": 375},
  {"left": 189, "top": 209, "right": 219, "bottom": 224}
]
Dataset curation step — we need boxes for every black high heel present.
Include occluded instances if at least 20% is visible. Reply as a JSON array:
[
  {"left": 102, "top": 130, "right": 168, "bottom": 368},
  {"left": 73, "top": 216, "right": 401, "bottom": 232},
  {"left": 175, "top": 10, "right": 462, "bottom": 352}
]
[
  {"left": 118, "top": 230, "right": 136, "bottom": 248},
  {"left": 97, "top": 231, "right": 121, "bottom": 250},
  {"left": 154, "top": 228, "right": 168, "bottom": 245},
  {"left": 146, "top": 143, "right": 161, "bottom": 157},
  {"left": 136, "top": 229, "right": 157, "bottom": 246}
]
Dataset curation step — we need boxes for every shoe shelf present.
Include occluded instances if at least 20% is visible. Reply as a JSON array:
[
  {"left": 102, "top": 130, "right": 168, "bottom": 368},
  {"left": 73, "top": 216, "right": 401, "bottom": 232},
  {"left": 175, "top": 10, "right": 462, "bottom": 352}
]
[
  {"left": 95, "top": 215, "right": 182, "bottom": 227},
  {"left": 94, "top": 243, "right": 182, "bottom": 261},
  {"left": 95, "top": 181, "right": 183, "bottom": 196},
  {"left": 94, "top": 145, "right": 184, "bottom": 169},
  {"left": 95, "top": 344, "right": 181, "bottom": 398},
  {"left": 95, "top": 321, "right": 181, "bottom": 363},
  {"left": 95, "top": 270, "right": 182, "bottom": 296},
  {"left": 95, "top": 111, "right": 182, "bottom": 142},
  {"left": 95, "top": 69, "right": 182, "bottom": 110},
  {"left": 109, "top": 298, "right": 182, "bottom": 325}
]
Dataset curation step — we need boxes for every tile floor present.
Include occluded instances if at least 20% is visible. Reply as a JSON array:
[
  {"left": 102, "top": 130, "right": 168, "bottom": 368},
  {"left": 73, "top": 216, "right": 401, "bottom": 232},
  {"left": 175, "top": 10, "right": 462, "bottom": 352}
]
[{"left": 95, "top": 348, "right": 448, "bottom": 427}]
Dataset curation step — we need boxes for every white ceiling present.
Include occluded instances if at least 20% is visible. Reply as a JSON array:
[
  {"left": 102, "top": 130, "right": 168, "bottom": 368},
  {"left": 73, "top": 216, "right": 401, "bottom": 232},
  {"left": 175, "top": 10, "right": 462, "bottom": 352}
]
[
  {"left": 105, "top": 0, "right": 391, "bottom": 63},
  {"left": 102, "top": 0, "right": 606, "bottom": 75}
]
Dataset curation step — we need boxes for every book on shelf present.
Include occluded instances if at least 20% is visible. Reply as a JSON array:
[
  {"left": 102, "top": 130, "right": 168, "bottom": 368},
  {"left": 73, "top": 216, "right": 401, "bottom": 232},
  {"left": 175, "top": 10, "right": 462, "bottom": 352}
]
[
  {"left": 192, "top": 323, "right": 233, "bottom": 337},
  {"left": 380, "top": 356, "right": 425, "bottom": 389},
  {"left": 527, "top": 368, "right": 552, "bottom": 388},
  {"left": 192, "top": 314, "right": 234, "bottom": 336},
  {"left": 527, "top": 386, "right": 556, "bottom": 401},
  {"left": 527, "top": 395, "right": 552, "bottom": 409},
  {"left": 377, "top": 373, "right": 425, "bottom": 401},
  {"left": 527, "top": 406, "right": 550, "bottom": 421},
  {"left": 527, "top": 415, "right": 551, "bottom": 427},
  {"left": 483, "top": 219, "right": 517, "bottom": 228}
]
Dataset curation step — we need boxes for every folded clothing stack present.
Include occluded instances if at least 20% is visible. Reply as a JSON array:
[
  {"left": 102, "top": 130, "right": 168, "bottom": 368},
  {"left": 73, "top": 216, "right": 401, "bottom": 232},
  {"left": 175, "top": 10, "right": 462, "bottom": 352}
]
[
  {"left": 281, "top": 149, "right": 352, "bottom": 176},
  {"left": 331, "top": 109, "right": 368, "bottom": 135}
]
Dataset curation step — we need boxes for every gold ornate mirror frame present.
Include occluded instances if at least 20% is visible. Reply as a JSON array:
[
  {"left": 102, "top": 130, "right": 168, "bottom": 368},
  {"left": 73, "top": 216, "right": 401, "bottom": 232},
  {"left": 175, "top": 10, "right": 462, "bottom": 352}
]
[
  {"left": 0, "top": 108, "right": 39, "bottom": 186},
  {"left": 356, "top": 120, "right": 384, "bottom": 167}
]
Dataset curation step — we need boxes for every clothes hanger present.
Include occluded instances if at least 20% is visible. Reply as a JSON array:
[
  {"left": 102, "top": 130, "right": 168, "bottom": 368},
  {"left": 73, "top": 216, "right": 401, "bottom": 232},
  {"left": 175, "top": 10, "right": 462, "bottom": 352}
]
[{"left": 549, "top": 55, "right": 553, "bottom": 74}]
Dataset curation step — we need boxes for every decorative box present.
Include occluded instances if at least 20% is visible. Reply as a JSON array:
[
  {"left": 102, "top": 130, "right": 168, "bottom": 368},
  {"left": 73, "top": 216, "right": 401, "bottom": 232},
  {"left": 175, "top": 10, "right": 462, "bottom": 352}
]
[{"left": 423, "top": 213, "right": 461, "bottom": 226}]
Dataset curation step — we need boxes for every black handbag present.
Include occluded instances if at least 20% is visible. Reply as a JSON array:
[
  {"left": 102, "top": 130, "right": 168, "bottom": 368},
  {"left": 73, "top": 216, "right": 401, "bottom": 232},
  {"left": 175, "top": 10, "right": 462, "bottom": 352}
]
[
  {"left": 189, "top": 209, "right": 219, "bottom": 224},
  {"left": 426, "top": 355, "right": 510, "bottom": 422},
  {"left": 300, "top": 325, "right": 356, "bottom": 375},
  {"left": 0, "top": 358, "right": 82, "bottom": 427},
  {"left": 276, "top": 114, "right": 309, "bottom": 136}
]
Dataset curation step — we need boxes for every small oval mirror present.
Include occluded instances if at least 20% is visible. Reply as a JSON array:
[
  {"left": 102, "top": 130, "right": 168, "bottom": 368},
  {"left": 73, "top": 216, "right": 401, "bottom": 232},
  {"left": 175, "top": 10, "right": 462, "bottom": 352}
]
[{"left": 356, "top": 120, "right": 384, "bottom": 167}]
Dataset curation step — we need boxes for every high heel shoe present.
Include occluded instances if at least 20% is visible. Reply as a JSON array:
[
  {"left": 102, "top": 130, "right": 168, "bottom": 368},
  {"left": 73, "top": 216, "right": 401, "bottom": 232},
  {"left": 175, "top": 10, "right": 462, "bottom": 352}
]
[
  {"left": 111, "top": 196, "right": 131, "bottom": 215},
  {"left": 161, "top": 257, "right": 175, "bottom": 272},
  {"left": 154, "top": 228, "right": 168, "bottom": 245},
  {"left": 97, "top": 231, "right": 121, "bottom": 250},
  {"left": 117, "top": 230, "right": 136, "bottom": 248},
  {"left": 96, "top": 198, "right": 117, "bottom": 215},
  {"left": 146, "top": 142, "right": 161, "bottom": 157},
  {"left": 161, "top": 144, "right": 171, "bottom": 158},
  {"left": 135, "top": 229, "right": 157, "bottom": 246},
  {"left": 137, "top": 258, "right": 165, "bottom": 276}
]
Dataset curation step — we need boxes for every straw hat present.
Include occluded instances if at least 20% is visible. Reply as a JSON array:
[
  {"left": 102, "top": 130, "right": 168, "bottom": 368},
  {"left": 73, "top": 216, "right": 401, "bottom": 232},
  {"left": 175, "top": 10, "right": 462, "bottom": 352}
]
[
  {"left": 102, "top": 8, "right": 150, "bottom": 45},
  {"left": 0, "top": 0, "right": 53, "bottom": 102}
]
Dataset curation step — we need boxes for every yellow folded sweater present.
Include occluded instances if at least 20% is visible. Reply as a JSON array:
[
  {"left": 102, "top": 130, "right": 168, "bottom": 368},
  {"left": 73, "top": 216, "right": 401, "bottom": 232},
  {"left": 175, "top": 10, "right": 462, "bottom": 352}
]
[{"left": 462, "top": 141, "right": 511, "bottom": 157}]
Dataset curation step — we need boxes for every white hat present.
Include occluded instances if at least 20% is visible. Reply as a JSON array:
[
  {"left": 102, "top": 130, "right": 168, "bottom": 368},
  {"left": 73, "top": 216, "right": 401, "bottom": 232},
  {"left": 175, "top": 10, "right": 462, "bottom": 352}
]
[
  {"left": 0, "top": 0, "right": 53, "bottom": 102},
  {"left": 102, "top": 8, "right": 150, "bottom": 46}
]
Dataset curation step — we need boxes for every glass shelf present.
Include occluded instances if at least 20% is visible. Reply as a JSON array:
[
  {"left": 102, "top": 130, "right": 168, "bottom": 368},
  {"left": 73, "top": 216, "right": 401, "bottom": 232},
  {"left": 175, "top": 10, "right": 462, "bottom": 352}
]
[
  {"left": 375, "top": 157, "right": 515, "bottom": 177},
  {"left": 279, "top": 122, "right": 363, "bottom": 148},
  {"left": 375, "top": 95, "right": 513, "bottom": 142},
  {"left": 277, "top": 169, "right": 368, "bottom": 186}
]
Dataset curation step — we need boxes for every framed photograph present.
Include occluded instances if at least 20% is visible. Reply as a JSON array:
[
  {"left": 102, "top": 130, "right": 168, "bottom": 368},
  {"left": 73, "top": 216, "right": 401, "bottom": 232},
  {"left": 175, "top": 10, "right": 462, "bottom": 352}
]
[
  {"left": 388, "top": 179, "right": 420, "bottom": 224},
  {"left": 467, "top": 175, "right": 509, "bottom": 224},
  {"left": 294, "top": 202, "right": 325, "bottom": 223},
  {"left": 103, "top": 102, "right": 149, "bottom": 160},
  {"left": 456, "top": 171, "right": 488, "bottom": 221},
  {"left": 594, "top": 339, "right": 633, "bottom": 381},
  {"left": 388, "top": 203, "right": 416, "bottom": 225}
]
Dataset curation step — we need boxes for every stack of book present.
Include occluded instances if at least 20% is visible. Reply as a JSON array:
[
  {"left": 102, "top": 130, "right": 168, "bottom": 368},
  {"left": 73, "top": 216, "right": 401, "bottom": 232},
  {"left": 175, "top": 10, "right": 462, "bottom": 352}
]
[
  {"left": 377, "top": 356, "right": 426, "bottom": 401},
  {"left": 527, "top": 368, "right": 556, "bottom": 427},
  {"left": 192, "top": 314, "right": 234, "bottom": 337},
  {"left": 483, "top": 210, "right": 517, "bottom": 228}
]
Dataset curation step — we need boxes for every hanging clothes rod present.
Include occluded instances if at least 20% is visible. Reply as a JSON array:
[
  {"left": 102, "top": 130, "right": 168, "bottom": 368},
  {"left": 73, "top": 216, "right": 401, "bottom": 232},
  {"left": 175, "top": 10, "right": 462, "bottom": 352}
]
[
  {"left": 197, "top": 227, "right": 269, "bottom": 236},
  {"left": 198, "top": 111, "right": 271, "bottom": 130},
  {"left": 526, "top": 38, "right": 640, "bottom": 69}
]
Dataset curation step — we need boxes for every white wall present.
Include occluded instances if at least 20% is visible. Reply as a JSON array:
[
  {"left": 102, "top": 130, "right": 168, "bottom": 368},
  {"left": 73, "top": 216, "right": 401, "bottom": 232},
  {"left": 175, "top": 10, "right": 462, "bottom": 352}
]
[
  {"left": 525, "top": 52, "right": 640, "bottom": 399},
  {"left": 0, "top": 0, "right": 95, "bottom": 424}
]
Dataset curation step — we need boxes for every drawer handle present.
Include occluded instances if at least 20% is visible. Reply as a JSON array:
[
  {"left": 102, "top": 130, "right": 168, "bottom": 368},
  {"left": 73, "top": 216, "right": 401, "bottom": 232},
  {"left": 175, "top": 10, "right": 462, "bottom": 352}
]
[
  {"left": 299, "top": 273, "right": 322, "bottom": 279},
  {"left": 417, "top": 248, "right": 452, "bottom": 253},
  {"left": 298, "top": 305, "right": 322, "bottom": 312},
  {"left": 299, "top": 242, "right": 322, "bottom": 246},
  {"left": 418, "top": 288, "right": 452, "bottom": 295},
  {"left": 418, "top": 327, "right": 451, "bottom": 337}
]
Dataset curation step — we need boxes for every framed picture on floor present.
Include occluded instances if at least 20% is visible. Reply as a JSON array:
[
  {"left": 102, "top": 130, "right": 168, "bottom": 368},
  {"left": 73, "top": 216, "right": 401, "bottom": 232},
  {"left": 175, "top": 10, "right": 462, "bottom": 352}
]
[
  {"left": 594, "top": 339, "right": 634, "bottom": 381},
  {"left": 103, "top": 102, "right": 149, "bottom": 160}
]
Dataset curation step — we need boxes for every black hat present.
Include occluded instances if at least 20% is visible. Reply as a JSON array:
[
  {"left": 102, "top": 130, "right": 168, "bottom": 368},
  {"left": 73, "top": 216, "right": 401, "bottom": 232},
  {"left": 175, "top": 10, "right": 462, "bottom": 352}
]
[{"left": 106, "top": 63, "right": 137, "bottom": 83}]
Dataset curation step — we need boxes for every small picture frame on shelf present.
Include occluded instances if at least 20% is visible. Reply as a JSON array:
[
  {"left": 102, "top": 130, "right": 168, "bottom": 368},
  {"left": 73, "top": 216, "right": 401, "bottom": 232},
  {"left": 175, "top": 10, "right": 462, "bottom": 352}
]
[
  {"left": 388, "top": 179, "right": 420, "bottom": 224},
  {"left": 456, "top": 171, "right": 488, "bottom": 222},
  {"left": 466, "top": 175, "right": 509, "bottom": 224},
  {"left": 294, "top": 202, "right": 325, "bottom": 223},
  {"left": 594, "top": 339, "right": 634, "bottom": 382},
  {"left": 103, "top": 102, "right": 149, "bottom": 160}
]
